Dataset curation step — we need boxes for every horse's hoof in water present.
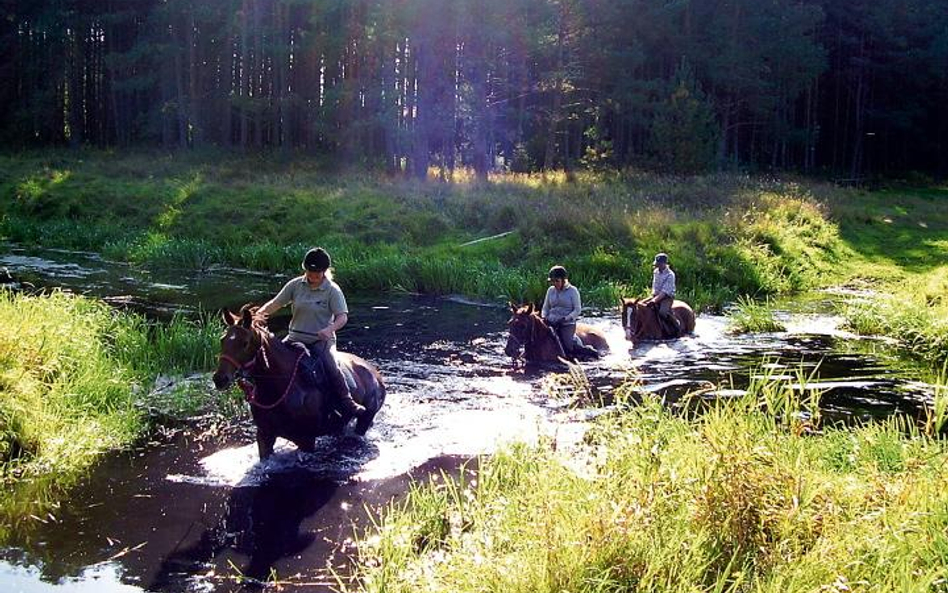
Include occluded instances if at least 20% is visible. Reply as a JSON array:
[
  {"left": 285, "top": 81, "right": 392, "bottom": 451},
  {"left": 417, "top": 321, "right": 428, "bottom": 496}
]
[{"left": 355, "top": 412, "right": 377, "bottom": 435}]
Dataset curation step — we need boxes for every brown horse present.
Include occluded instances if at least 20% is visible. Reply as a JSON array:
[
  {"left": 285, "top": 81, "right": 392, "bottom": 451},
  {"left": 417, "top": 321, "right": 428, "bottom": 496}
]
[
  {"left": 504, "top": 303, "right": 609, "bottom": 364},
  {"left": 212, "top": 304, "right": 385, "bottom": 460},
  {"left": 620, "top": 297, "right": 696, "bottom": 343}
]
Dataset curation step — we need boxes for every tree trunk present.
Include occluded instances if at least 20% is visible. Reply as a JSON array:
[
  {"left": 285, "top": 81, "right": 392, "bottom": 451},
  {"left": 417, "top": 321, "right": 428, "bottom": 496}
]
[{"left": 543, "top": 2, "right": 568, "bottom": 170}]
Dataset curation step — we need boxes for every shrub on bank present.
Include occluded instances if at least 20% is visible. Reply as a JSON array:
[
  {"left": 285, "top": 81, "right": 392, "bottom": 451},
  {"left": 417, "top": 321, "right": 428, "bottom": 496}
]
[{"left": 0, "top": 290, "right": 223, "bottom": 529}]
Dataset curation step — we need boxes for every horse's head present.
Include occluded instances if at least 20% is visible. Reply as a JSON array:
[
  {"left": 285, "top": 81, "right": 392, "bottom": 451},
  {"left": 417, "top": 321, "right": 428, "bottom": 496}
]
[
  {"left": 621, "top": 297, "right": 666, "bottom": 342},
  {"left": 620, "top": 297, "right": 643, "bottom": 342},
  {"left": 213, "top": 304, "right": 264, "bottom": 390},
  {"left": 504, "top": 302, "right": 537, "bottom": 359}
]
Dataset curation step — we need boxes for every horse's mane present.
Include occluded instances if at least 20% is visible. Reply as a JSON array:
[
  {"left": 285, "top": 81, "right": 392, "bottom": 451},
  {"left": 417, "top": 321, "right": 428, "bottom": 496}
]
[{"left": 235, "top": 303, "right": 276, "bottom": 346}]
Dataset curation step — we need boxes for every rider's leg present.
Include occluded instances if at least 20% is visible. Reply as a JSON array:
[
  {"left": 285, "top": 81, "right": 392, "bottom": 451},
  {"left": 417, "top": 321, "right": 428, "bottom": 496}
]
[
  {"left": 657, "top": 298, "right": 681, "bottom": 338},
  {"left": 556, "top": 322, "right": 576, "bottom": 355},
  {"left": 311, "top": 341, "right": 366, "bottom": 417}
]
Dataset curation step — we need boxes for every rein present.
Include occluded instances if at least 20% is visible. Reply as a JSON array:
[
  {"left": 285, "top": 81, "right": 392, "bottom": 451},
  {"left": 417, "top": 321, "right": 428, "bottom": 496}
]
[
  {"left": 219, "top": 329, "right": 306, "bottom": 410},
  {"left": 510, "top": 313, "right": 564, "bottom": 359}
]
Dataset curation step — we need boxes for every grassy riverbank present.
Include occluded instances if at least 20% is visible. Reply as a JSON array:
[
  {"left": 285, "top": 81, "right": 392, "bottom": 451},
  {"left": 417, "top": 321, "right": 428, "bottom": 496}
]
[
  {"left": 1, "top": 150, "right": 849, "bottom": 312},
  {"left": 348, "top": 380, "right": 948, "bottom": 593},
  {"left": 828, "top": 187, "right": 948, "bottom": 364},
  {"left": 0, "top": 290, "right": 225, "bottom": 533},
  {"left": 5, "top": 151, "right": 946, "bottom": 360}
]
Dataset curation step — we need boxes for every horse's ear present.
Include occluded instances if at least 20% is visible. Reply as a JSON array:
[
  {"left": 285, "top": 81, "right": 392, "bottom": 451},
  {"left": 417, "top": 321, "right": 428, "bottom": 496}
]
[
  {"left": 222, "top": 309, "right": 238, "bottom": 326},
  {"left": 239, "top": 306, "right": 254, "bottom": 328},
  {"left": 526, "top": 303, "right": 534, "bottom": 314}
]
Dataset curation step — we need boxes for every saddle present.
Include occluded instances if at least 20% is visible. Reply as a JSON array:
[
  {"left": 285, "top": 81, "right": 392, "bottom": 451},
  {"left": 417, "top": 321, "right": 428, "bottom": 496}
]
[{"left": 289, "top": 342, "right": 357, "bottom": 392}]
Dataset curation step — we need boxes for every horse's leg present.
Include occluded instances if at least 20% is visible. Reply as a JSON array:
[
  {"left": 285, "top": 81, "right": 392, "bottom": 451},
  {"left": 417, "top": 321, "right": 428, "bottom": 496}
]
[
  {"left": 256, "top": 429, "right": 276, "bottom": 460},
  {"left": 354, "top": 411, "right": 375, "bottom": 436},
  {"left": 353, "top": 386, "right": 380, "bottom": 435},
  {"left": 295, "top": 437, "right": 316, "bottom": 453}
]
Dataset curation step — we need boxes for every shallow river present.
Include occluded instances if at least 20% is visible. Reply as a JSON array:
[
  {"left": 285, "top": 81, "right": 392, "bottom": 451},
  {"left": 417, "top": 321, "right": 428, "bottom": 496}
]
[{"left": 0, "top": 246, "right": 937, "bottom": 592}]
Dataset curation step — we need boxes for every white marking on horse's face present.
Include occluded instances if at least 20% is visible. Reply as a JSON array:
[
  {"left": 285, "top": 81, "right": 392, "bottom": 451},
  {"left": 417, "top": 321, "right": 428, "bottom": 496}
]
[{"left": 228, "top": 334, "right": 237, "bottom": 341}]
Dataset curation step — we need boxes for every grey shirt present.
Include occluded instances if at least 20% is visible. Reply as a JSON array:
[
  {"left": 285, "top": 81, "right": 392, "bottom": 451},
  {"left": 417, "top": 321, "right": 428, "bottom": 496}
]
[
  {"left": 652, "top": 267, "right": 676, "bottom": 298},
  {"left": 268, "top": 276, "right": 348, "bottom": 345},
  {"left": 542, "top": 282, "right": 582, "bottom": 325}
]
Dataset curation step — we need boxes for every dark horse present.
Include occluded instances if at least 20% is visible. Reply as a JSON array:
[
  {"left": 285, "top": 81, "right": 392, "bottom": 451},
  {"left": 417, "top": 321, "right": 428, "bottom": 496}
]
[
  {"left": 212, "top": 305, "right": 385, "bottom": 460},
  {"left": 620, "top": 297, "right": 696, "bottom": 343},
  {"left": 504, "top": 303, "right": 609, "bottom": 363}
]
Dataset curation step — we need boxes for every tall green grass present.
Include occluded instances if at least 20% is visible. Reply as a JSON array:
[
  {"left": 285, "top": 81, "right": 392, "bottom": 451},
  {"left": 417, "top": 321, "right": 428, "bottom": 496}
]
[
  {"left": 0, "top": 290, "right": 224, "bottom": 531},
  {"left": 844, "top": 287, "right": 948, "bottom": 365},
  {"left": 0, "top": 152, "right": 851, "bottom": 311},
  {"left": 347, "top": 374, "right": 948, "bottom": 593}
]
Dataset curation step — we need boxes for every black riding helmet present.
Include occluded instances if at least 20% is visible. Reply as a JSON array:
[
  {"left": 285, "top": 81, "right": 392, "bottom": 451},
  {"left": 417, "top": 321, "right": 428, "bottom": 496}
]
[
  {"left": 302, "top": 247, "right": 332, "bottom": 272},
  {"left": 548, "top": 265, "right": 568, "bottom": 281}
]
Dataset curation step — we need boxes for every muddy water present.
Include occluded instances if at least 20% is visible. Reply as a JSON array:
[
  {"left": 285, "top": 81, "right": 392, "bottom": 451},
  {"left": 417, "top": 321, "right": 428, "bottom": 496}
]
[{"left": 0, "top": 245, "right": 939, "bottom": 592}]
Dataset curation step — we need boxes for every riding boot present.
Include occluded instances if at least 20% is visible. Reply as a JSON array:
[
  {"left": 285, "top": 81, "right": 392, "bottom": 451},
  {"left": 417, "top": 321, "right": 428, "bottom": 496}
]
[
  {"left": 319, "top": 347, "right": 366, "bottom": 417},
  {"left": 578, "top": 343, "right": 600, "bottom": 359}
]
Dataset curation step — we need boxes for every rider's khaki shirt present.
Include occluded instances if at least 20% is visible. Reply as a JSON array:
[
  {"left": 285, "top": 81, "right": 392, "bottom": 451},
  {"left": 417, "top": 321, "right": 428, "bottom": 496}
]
[{"left": 269, "top": 276, "right": 348, "bottom": 346}]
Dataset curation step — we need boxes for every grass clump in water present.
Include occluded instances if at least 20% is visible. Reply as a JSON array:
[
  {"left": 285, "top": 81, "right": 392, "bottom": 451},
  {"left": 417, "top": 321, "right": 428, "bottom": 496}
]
[
  {"left": 726, "top": 296, "right": 787, "bottom": 334},
  {"left": 348, "top": 375, "right": 948, "bottom": 593},
  {"left": 843, "top": 278, "right": 948, "bottom": 365}
]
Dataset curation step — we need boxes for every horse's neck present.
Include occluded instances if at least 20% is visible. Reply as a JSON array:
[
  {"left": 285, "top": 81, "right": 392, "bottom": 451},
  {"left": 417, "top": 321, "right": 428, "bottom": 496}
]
[
  {"left": 254, "top": 332, "right": 299, "bottom": 376},
  {"left": 632, "top": 304, "right": 653, "bottom": 339},
  {"left": 530, "top": 315, "right": 564, "bottom": 358},
  {"left": 639, "top": 304, "right": 664, "bottom": 338}
]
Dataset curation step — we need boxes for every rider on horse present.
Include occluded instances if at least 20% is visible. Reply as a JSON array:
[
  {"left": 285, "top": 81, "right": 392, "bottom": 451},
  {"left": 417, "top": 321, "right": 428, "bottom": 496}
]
[
  {"left": 542, "top": 265, "right": 600, "bottom": 359},
  {"left": 253, "top": 247, "right": 366, "bottom": 418},
  {"left": 641, "top": 252, "right": 681, "bottom": 338}
]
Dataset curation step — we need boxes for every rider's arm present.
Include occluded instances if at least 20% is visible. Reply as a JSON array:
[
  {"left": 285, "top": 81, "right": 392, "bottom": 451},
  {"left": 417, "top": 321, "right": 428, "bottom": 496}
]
[
  {"left": 256, "top": 279, "right": 296, "bottom": 318},
  {"left": 316, "top": 312, "right": 349, "bottom": 341},
  {"left": 328, "top": 312, "right": 348, "bottom": 332},
  {"left": 566, "top": 286, "right": 581, "bottom": 322},
  {"left": 541, "top": 287, "right": 553, "bottom": 320},
  {"left": 315, "top": 285, "right": 350, "bottom": 341}
]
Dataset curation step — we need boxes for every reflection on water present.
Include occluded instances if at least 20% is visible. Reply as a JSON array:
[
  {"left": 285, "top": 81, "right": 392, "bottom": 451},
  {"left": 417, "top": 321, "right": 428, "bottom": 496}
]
[
  {"left": 0, "top": 244, "right": 940, "bottom": 592},
  {"left": 0, "top": 560, "right": 139, "bottom": 593}
]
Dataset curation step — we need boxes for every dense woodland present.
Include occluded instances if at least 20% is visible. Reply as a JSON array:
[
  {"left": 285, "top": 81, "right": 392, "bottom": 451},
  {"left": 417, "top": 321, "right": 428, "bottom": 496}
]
[{"left": 1, "top": 0, "right": 946, "bottom": 178}]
